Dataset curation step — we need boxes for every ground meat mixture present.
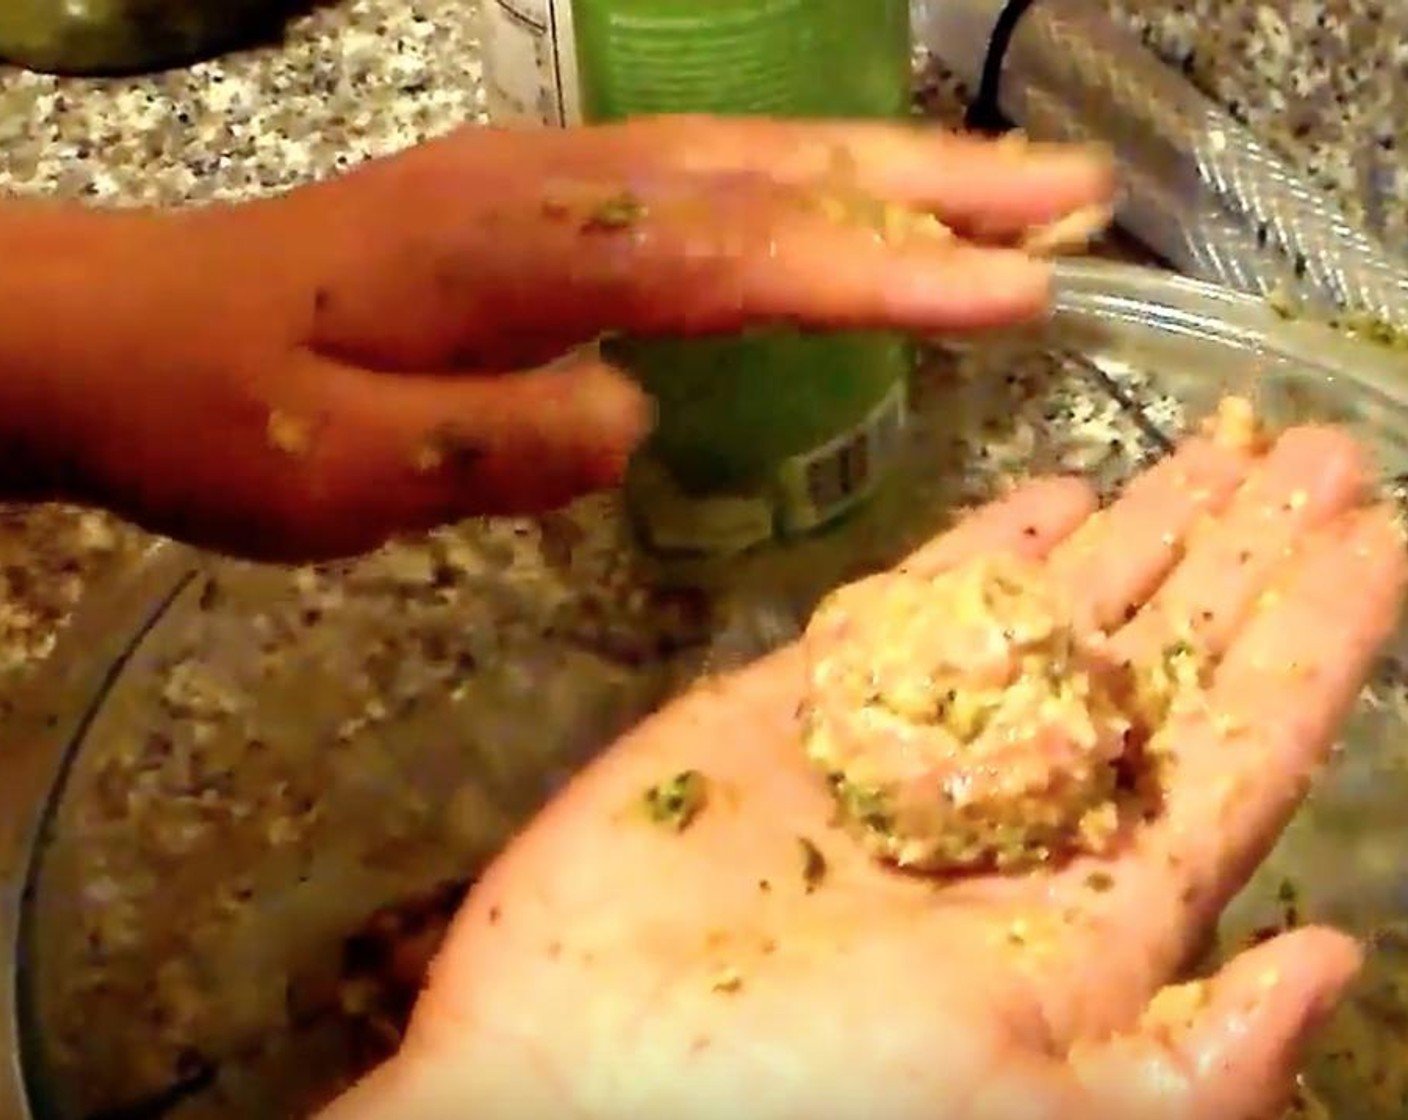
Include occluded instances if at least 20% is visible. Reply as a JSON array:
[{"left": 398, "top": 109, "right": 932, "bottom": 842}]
[{"left": 802, "top": 553, "right": 1200, "bottom": 873}]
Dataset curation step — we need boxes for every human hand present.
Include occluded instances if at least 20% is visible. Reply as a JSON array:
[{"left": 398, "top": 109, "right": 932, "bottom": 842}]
[
  {"left": 321, "top": 423, "right": 1405, "bottom": 1120},
  {"left": 0, "top": 117, "right": 1111, "bottom": 560}
]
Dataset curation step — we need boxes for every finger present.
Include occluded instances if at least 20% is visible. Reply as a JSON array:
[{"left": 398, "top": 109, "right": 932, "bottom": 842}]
[
  {"left": 1049, "top": 507, "right": 1403, "bottom": 1029},
  {"left": 1045, "top": 436, "right": 1254, "bottom": 633},
  {"left": 1155, "top": 506, "right": 1407, "bottom": 911},
  {"left": 623, "top": 117, "right": 1118, "bottom": 235},
  {"left": 1074, "top": 927, "right": 1361, "bottom": 1120},
  {"left": 396, "top": 119, "right": 1116, "bottom": 236},
  {"left": 306, "top": 174, "right": 1057, "bottom": 373},
  {"left": 1112, "top": 426, "right": 1369, "bottom": 661},
  {"left": 261, "top": 352, "right": 652, "bottom": 557},
  {"left": 1026, "top": 504, "right": 1400, "bottom": 1044},
  {"left": 898, "top": 475, "right": 1098, "bottom": 577}
]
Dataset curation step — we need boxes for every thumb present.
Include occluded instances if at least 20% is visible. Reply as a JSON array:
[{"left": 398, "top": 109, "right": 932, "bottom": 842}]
[
  {"left": 1073, "top": 926, "right": 1361, "bottom": 1120},
  {"left": 270, "top": 351, "right": 653, "bottom": 556}
]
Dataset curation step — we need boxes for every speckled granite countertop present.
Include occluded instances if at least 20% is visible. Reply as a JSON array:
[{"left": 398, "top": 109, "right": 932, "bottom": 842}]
[{"left": 0, "top": 0, "right": 1404, "bottom": 697}]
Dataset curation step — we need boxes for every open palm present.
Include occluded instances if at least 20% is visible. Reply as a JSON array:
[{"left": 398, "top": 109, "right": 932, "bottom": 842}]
[{"left": 326, "top": 423, "right": 1405, "bottom": 1120}]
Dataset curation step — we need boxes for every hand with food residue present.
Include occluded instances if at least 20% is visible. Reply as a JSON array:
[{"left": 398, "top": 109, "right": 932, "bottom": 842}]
[
  {"left": 0, "top": 117, "right": 1110, "bottom": 560},
  {"left": 320, "top": 415, "right": 1407, "bottom": 1120}
]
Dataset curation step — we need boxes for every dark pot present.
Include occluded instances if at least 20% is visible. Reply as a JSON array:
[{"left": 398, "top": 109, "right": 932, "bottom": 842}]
[{"left": 0, "top": 0, "right": 321, "bottom": 77}]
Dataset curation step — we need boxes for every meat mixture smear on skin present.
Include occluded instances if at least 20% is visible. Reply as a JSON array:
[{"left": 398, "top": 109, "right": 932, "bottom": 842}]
[{"left": 801, "top": 399, "right": 1264, "bottom": 874}]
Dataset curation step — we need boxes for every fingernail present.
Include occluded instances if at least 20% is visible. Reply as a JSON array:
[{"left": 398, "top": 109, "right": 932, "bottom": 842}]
[
  {"left": 1026, "top": 138, "right": 1113, "bottom": 161},
  {"left": 630, "top": 392, "right": 659, "bottom": 447},
  {"left": 1020, "top": 203, "right": 1114, "bottom": 258},
  {"left": 584, "top": 367, "right": 655, "bottom": 447},
  {"left": 571, "top": 365, "right": 655, "bottom": 487},
  {"left": 600, "top": 401, "right": 655, "bottom": 486},
  {"left": 1013, "top": 139, "right": 1117, "bottom": 176}
]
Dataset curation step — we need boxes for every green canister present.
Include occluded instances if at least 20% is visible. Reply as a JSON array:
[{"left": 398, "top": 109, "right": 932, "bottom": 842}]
[{"left": 574, "top": 0, "right": 915, "bottom": 559}]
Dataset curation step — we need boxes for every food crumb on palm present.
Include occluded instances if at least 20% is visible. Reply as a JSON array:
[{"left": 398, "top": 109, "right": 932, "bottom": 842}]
[
  {"left": 582, "top": 191, "right": 647, "bottom": 233},
  {"left": 798, "top": 836, "right": 827, "bottom": 893},
  {"left": 643, "top": 770, "right": 710, "bottom": 833},
  {"left": 266, "top": 409, "right": 313, "bottom": 457}
]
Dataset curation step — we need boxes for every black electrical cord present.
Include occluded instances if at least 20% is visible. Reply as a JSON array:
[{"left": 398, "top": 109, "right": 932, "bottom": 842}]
[{"left": 964, "top": 0, "right": 1042, "bottom": 134}]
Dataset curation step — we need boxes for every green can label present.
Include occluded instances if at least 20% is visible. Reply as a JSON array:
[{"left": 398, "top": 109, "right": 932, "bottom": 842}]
[
  {"left": 628, "top": 380, "right": 909, "bottom": 558},
  {"left": 775, "top": 378, "right": 909, "bottom": 535},
  {"left": 573, "top": 0, "right": 913, "bottom": 121}
]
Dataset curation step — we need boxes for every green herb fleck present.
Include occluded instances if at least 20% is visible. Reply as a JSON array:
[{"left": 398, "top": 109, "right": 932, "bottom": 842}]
[
  {"left": 644, "top": 770, "right": 709, "bottom": 832},
  {"left": 1329, "top": 311, "right": 1408, "bottom": 350},
  {"left": 1085, "top": 870, "right": 1114, "bottom": 893},
  {"left": 799, "top": 837, "right": 828, "bottom": 893},
  {"left": 1263, "top": 288, "right": 1408, "bottom": 352},
  {"left": 583, "top": 191, "right": 647, "bottom": 233},
  {"left": 829, "top": 774, "right": 894, "bottom": 835}
]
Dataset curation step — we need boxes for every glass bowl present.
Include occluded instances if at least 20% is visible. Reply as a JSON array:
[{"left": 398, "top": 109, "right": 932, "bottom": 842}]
[{"left": 4, "top": 259, "right": 1408, "bottom": 1119}]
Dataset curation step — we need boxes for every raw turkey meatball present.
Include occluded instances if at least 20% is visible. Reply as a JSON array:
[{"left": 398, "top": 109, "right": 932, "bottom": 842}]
[{"left": 802, "top": 553, "right": 1196, "bottom": 873}]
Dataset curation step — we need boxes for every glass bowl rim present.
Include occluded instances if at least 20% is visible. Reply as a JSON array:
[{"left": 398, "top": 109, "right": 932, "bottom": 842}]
[{"left": 2, "top": 257, "right": 1406, "bottom": 1118}]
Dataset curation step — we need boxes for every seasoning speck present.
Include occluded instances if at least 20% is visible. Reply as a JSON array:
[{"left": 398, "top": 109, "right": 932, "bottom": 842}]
[
  {"left": 540, "top": 196, "right": 572, "bottom": 221},
  {"left": 412, "top": 442, "right": 444, "bottom": 474},
  {"left": 710, "top": 967, "right": 743, "bottom": 994},
  {"left": 1084, "top": 870, "right": 1115, "bottom": 892},
  {"left": 583, "top": 191, "right": 646, "bottom": 233},
  {"left": 412, "top": 425, "right": 485, "bottom": 474},
  {"left": 643, "top": 770, "right": 709, "bottom": 833},
  {"left": 799, "top": 837, "right": 828, "bottom": 893},
  {"left": 266, "top": 410, "right": 313, "bottom": 457},
  {"left": 197, "top": 578, "right": 223, "bottom": 612}
]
